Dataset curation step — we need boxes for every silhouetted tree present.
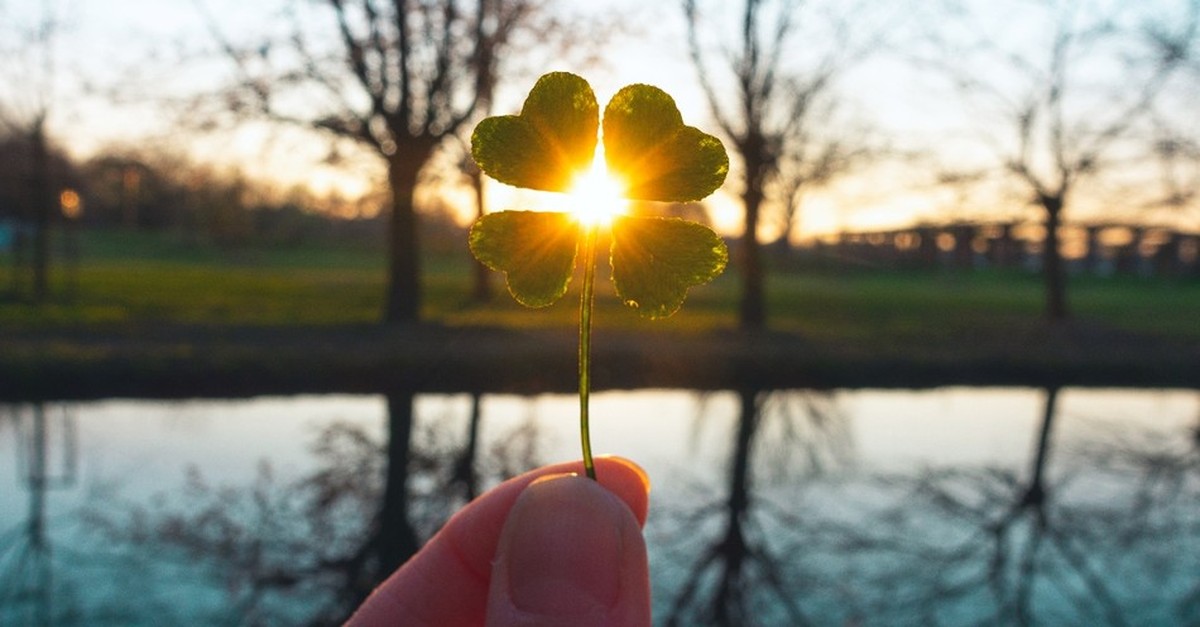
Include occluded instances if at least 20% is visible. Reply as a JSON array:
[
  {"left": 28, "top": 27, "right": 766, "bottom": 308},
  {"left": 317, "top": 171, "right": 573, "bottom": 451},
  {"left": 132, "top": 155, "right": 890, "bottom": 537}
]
[
  {"left": 463, "top": 150, "right": 494, "bottom": 302},
  {"left": 456, "top": 8, "right": 613, "bottom": 304},
  {"left": 1146, "top": 122, "right": 1200, "bottom": 215},
  {"left": 0, "top": 133, "right": 76, "bottom": 297},
  {"left": 199, "top": 0, "right": 594, "bottom": 323},
  {"left": 682, "top": 0, "right": 888, "bottom": 329},
  {"left": 0, "top": 1, "right": 63, "bottom": 302},
  {"left": 771, "top": 120, "right": 878, "bottom": 253},
  {"left": 919, "top": 0, "right": 1199, "bottom": 321}
]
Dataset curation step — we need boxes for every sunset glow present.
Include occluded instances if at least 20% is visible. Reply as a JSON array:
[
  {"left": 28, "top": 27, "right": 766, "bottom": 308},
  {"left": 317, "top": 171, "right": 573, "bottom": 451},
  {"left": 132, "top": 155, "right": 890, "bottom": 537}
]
[
  {"left": 568, "top": 155, "right": 626, "bottom": 227},
  {"left": 5, "top": 0, "right": 1193, "bottom": 238}
]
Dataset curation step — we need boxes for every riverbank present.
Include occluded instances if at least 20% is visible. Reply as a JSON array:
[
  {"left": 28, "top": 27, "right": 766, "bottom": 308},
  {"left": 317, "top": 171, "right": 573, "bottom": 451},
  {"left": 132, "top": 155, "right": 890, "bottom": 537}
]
[
  {"left": 3, "top": 320, "right": 1197, "bottom": 401},
  {"left": 3, "top": 230, "right": 1198, "bottom": 398}
]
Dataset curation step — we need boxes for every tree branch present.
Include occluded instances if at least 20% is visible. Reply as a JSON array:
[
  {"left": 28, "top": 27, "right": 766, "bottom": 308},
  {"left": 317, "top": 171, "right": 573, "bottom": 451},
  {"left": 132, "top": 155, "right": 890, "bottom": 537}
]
[
  {"left": 328, "top": 0, "right": 387, "bottom": 124},
  {"left": 392, "top": 0, "right": 414, "bottom": 128},
  {"left": 683, "top": 0, "right": 740, "bottom": 140}
]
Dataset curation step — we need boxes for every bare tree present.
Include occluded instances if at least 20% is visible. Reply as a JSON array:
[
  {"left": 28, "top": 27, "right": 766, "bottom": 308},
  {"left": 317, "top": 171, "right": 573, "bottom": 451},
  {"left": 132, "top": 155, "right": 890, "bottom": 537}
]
[
  {"left": 1145, "top": 59, "right": 1200, "bottom": 219},
  {"left": 198, "top": 0, "right": 566, "bottom": 324},
  {"left": 919, "top": 0, "right": 1199, "bottom": 321},
  {"left": 770, "top": 117, "right": 878, "bottom": 253},
  {"left": 456, "top": 7, "right": 611, "bottom": 303},
  {"left": 682, "top": 0, "right": 887, "bottom": 330},
  {"left": 0, "top": 0, "right": 63, "bottom": 302}
]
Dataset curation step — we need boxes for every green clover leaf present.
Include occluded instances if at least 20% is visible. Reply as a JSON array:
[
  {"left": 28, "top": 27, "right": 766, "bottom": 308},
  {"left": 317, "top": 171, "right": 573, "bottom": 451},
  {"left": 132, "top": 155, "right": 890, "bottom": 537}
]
[
  {"left": 603, "top": 84, "right": 729, "bottom": 202},
  {"left": 471, "top": 72, "right": 598, "bottom": 194},
  {"left": 610, "top": 215, "right": 728, "bottom": 318},
  {"left": 468, "top": 210, "right": 578, "bottom": 308},
  {"left": 469, "top": 72, "right": 729, "bottom": 319}
]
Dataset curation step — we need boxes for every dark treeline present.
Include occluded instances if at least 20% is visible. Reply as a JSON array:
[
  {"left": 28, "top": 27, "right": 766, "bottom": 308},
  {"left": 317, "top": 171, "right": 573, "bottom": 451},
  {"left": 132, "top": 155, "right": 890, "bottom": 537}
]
[{"left": 0, "top": 133, "right": 467, "bottom": 251}]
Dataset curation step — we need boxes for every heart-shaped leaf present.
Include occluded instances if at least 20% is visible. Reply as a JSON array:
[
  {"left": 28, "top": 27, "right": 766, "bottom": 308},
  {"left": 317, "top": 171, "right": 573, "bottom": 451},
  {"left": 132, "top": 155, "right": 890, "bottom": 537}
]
[
  {"left": 469, "top": 211, "right": 579, "bottom": 307},
  {"left": 471, "top": 72, "right": 599, "bottom": 193},
  {"left": 602, "top": 84, "right": 728, "bottom": 202},
  {"left": 610, "top": 215, "right": 728, "bottom": 319}
]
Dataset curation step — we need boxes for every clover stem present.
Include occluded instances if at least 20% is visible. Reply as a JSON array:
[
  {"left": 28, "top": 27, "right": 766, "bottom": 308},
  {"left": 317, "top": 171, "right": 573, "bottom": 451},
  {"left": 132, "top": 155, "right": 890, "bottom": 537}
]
[{"left": 578, "top": 223, "right": 599, "bottom": 481}]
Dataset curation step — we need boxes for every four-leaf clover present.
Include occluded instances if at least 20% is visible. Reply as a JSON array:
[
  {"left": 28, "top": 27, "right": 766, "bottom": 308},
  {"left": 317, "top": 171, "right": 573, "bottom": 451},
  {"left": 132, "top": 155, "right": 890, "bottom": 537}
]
[
  {"left": 467, "top": 71, "right": 729, "bottom": 480},
  {"left": 469, "top": 71, "right": 729, "bottom": 319}
]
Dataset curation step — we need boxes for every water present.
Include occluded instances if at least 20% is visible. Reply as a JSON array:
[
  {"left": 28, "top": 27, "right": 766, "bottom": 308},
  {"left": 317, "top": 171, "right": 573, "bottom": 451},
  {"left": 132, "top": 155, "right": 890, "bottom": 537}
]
[{"left": 1, "top": 388, "right": 1197, "bottom": 625}]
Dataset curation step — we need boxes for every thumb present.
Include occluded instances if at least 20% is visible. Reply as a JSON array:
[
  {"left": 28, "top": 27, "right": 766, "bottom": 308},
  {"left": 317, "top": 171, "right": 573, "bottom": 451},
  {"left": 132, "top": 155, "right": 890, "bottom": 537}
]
[{"left": 485, "top": 473, "right": 651, "bottom": 627}]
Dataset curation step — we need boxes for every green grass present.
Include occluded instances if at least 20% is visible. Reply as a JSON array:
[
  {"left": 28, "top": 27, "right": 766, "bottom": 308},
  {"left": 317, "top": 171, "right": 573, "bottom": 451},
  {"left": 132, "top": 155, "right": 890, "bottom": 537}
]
[
  {"left": 1, "top": 230, "right": 387, "bottom": 326},
  {"left": 2, "top": 228, "right": 1198, "bottom": 342},
  {"left": 769, "top": 268, "right": 1200, "bottom": 341}
]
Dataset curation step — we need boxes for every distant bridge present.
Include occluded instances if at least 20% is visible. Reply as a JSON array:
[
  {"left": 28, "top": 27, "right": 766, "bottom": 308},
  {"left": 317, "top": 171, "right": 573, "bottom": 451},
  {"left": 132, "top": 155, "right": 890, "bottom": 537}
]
[{"left": 792, "top": 221, "right": 1199, "bottom": 277}]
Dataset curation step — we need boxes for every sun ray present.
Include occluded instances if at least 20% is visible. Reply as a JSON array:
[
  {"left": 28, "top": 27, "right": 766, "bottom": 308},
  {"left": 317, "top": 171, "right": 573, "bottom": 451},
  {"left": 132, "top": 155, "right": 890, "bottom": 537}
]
[{"left": 569, "top": 148, "right": 626, "bottom": 227}]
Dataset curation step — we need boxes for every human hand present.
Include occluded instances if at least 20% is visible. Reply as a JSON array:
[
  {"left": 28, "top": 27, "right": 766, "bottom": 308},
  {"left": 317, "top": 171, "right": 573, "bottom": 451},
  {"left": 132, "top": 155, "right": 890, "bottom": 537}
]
[{"left": 346, "top": 457, "right": 652, "bottom": 626}]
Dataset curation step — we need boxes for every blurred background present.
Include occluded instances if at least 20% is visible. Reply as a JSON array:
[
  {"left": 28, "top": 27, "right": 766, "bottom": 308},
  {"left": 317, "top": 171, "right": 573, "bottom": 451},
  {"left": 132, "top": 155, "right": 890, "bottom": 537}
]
[
  {"left": 0, "top": 0, "right": 1197, "bottom": 625},
  {"left": 0, "top": 0, "right": 1196, "bottom": 327}
]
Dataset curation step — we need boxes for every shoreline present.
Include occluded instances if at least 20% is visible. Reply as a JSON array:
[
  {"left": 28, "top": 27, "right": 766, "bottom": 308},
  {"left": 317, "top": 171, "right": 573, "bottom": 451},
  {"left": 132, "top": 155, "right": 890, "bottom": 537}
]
[{"left": 2, "top": 322, "right": 1197, "bottom": 401}]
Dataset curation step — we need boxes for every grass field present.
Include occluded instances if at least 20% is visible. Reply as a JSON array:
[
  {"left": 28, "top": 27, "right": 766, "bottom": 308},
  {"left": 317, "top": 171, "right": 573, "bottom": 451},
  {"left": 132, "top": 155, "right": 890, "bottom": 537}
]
[{"left": 1, "top": 228, "right": 1198, "bottom": 342}]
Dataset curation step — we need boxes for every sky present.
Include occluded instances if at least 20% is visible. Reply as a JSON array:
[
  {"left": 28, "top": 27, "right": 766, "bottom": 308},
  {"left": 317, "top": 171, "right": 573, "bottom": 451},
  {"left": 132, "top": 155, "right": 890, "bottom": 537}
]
[{"left": 5, "top": 0, "right": 1197, "bottom": 238}]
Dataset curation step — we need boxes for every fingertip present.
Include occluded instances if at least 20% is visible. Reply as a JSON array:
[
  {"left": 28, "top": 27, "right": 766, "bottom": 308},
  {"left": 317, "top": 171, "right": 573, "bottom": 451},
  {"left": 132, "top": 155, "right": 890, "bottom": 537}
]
[
  {"left": 591, "top": 456, "right": 651, "bottom": 527},
  {"left": 486, "top": 474, "right": 650, "bottom": 626},
  {"left": 598, "top": 455, "right": 651, "bottom": 495},
  {"left": 345, "top": 458, "right": 652, "bottom": 626}
]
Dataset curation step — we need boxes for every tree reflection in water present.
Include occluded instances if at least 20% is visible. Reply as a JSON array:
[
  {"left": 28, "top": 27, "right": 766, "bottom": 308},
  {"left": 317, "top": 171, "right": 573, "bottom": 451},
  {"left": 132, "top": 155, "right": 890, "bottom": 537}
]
[
  {"left": 9, "top": 388, "right": 1197, "bottom": 625},
  {"left": 0, "top": 404, "right": 78, "bottom": 627},
  {"left": 838, "top": 388, "right": 1200, "bottom": 626},
  {"left": 657, "top": 388, "right": 1200, "bottom": 626},
  {"left": 657, "top": 384, "right": 1200, "bottom": 624},
  {"left": 83, "top": 392, "right": 543, "bottom": 625},
  {"left": 661, "top": 389, "right": 855, "bottom": 627}
]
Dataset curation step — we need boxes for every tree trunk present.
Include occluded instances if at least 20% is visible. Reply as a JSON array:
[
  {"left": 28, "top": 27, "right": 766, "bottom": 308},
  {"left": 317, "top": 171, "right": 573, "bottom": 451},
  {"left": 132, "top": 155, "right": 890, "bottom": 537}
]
[
  {"left": 452, "top": 393, "right": 484, "bottom": 501},
  {"left": 377, "top": 392, "right": 419, "bottom": 576},
  {"left": 384, "top": 153, "right": 427, "bottom": 324},
  {"left": 714, "top": 389, "right": 760, "bottom": 619},
  {"left": 1021, "top": 386, "right": 1059, "bottom": 508},
  {"left": 726, "top": 389, "right": 759, "bottom": 543},
  {"left": 469, "top": 168, "right": 492, "bottom": 302},
  {"left": 1040, "top": 195, "right": 1069, "bottom": 321},
  {"left": 31, "top": 120, "right": 51, "bottom": 302},
  {"left": 738, "top": 184, "right": 766, "bottom": 331}
]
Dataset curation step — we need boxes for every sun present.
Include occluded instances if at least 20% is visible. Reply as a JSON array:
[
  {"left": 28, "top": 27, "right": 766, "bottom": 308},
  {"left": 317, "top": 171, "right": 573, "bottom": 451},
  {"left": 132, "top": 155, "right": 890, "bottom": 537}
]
[{"left": 568, "top": 150, "right": 626, "bottom": 227}]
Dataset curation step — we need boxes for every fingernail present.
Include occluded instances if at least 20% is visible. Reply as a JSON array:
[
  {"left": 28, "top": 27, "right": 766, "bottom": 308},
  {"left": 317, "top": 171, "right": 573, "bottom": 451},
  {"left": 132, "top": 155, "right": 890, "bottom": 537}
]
[
  {"left": 502, "top": 475, "right": 625, "bottom": 616},
  {"left": 599, "top": 455, "right": 652, "bottom": 496}
]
